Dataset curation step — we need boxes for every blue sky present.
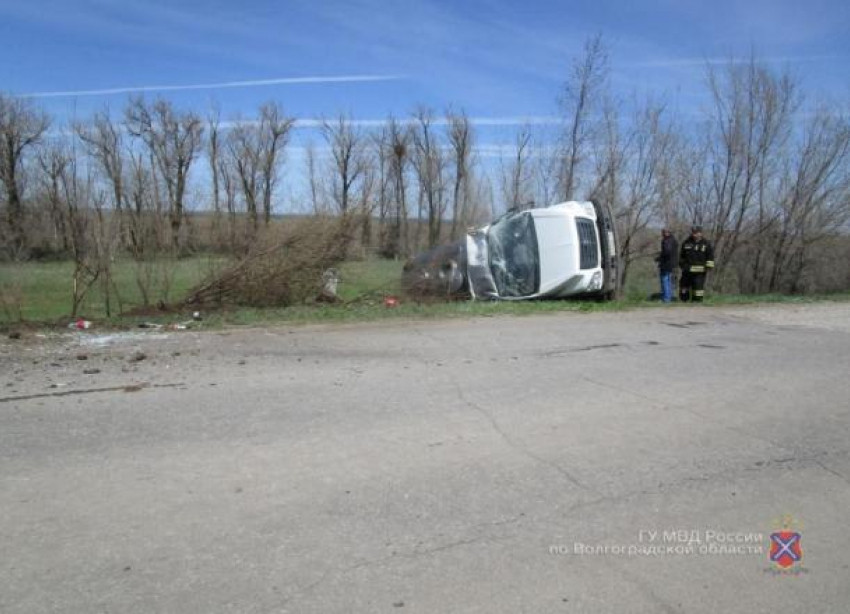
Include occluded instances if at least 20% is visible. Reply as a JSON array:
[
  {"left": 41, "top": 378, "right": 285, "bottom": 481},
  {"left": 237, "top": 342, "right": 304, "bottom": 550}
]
[
  {"left": 2, "top": 0, "right": 848, "bottom": 212},
  {"left": 2, "top": 0, "right": 848, "bottom": 125}
]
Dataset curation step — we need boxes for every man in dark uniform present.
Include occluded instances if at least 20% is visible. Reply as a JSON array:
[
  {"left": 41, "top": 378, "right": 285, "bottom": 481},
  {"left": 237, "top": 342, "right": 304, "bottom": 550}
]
[
  {"left": 656, "top": 228, "right": 678, "bottom": 303},
  {"left": 679, "top": 225, "right": 715, "bottom": 302}
]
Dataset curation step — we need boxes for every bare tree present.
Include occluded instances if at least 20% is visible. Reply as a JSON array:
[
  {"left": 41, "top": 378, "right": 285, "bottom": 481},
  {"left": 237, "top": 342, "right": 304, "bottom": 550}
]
[
  {"left": 380, "top": 117, "right": 412, "bottom": 257},
  {"left": 411, "top": 108, "right": 447, "bottom": 248},
  {"left": 207, "top": 107, "right": 223, "bottom": 241},
  {"left": 500, "top": 124, "right": 534, "bottom": 211},
  {"left": 473, "top": 172, "right": 496, "bottom": 222},
  {"left": 55, "top": 129, "right": 124, "bottom": 315},
  {"left": 768, "top": 108, "right": 850, "bottom": 292},
  {"left": 446, "top": 110, "right": 473, "bottom": 238},
  {"left": 43, "top": 138, "right": 100, "bottom": 317},
  {"left": 257, "top": 103, "right": 294, "bottom": 225},
  {"left": 75, "top": 109, "right": 130, "bottom": 247},
  {"left": 305, "top": 140, "right": 324, "bottom": 214},
  {"left": 218, "top": 155, "right": 240, "bottom": 252},
  {"left": 125, "top": 97, "right": 204, "bottom": 252},
  {"left": 592, "top": 98, "right": 678, "bottom": 290},
  {"left": 702, "top": 55, "right": 798, "bottom": 284},
  {"left": 357, "top": 151, "right": 378, "bottom": 250},
  {"left": 370, "top": 127, "right": 393, "bottom": 253},
  {"left": 531, "top": 132, "right": 560, "bottom": 210},
  {"left": 222, "top": 103, "right": 294, "bottom": 236},
  {"left": 226, "top": 120, "right": 261, "bottom": 232},
  {"left": 124, "top": 149, "right": 169, "bottom": 304},
  {"left": 0, "top": 94, "right": 50, "bottom": 256},
  {"left": 321, "top": 114, "right": 367, "bottom": 217},
  {"left": 557, "top": 34, "right": 609, "bottom": 201},
  {"left": 673, "top": 136, "right": 713, "bottom": 230},
  {"left": 62, "top": 158, "right": 96, "bottom": 317},
  {"left": 36, "top": 141, "right": 71, "bottom": 253}
]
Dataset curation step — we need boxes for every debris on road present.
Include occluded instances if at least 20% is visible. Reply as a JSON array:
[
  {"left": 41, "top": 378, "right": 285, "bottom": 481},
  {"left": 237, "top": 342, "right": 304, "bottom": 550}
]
[
  {"left": 317, "top": 268, "right": 341, "bottom": 303},
  {"left": 139, "top": 320, "right": 194, "bottom": 331},
  {"left": 128, "top": 352, "right": 147, "bottom": 363},
  {"left": 78, "top": 332, "right": 170, "bottom": 347}
]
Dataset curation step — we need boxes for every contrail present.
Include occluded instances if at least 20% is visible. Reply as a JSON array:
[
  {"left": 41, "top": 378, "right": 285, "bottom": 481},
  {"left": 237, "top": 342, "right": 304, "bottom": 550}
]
[{"left": 18, "top": 74, "right": 405, "bottom": 99}]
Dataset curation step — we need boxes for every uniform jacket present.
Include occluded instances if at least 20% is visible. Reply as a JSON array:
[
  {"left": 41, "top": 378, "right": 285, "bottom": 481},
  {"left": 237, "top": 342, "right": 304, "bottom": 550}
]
[{"left": 679, "top": 236, "right": 715, "bottom": 274}]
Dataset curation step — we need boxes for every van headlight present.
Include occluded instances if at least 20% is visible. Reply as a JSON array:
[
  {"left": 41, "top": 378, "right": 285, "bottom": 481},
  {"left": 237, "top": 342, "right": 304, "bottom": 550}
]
[{"left": 590, "top": 271, "right": 603, "bottom": 290}]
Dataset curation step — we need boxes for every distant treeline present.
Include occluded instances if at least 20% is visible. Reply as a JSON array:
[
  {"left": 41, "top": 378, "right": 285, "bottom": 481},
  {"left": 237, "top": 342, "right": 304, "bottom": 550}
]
[{"left": 2, "top": 35, "right": 849, "bottom": 301}]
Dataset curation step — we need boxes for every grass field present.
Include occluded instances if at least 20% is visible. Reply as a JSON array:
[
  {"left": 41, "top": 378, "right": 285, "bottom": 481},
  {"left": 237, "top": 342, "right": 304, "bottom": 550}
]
[
  {"left": 0, "top": 257, "right": 225, "bottom": 323},
  {"left": 2, "top": 255, "right": 849, "bottom": 329},
  {"left": 0, "top": 257, "right": 410, "bottom": 324}
]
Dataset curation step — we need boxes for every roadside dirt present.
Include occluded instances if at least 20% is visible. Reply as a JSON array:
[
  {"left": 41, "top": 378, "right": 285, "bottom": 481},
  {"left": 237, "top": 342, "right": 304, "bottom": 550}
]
[{"left": 2, "top": 301, "right": 849, "bottom": 403}]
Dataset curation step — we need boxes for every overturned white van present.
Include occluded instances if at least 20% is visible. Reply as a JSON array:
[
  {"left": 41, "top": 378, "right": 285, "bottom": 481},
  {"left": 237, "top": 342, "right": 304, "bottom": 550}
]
[{"left": 402, "top": 200, "right": 620, "bottom": 301}]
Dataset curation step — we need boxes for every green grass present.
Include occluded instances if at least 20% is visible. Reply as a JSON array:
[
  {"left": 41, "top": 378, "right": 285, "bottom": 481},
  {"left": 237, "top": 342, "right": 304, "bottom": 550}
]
[
  {"left": 0, "top": 256, "right": 405, "bottom": 324},
  {"left": 0, "top": 257, "right": 225, "bottom": 323},
  {"left": 194, "top": 296, "right": 634, "bottom": 328},
  {"left": 336, "top": 259, "right": 406, "bottom": 301},
  {"left": 2, "top": 255, "right": 849, "bottom": 330}
]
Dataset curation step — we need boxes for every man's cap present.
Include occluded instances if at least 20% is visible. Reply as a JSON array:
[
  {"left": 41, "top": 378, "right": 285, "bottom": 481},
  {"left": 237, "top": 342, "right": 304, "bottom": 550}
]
[{"left": 691, "top": 225, "right": 703, "bottom": 233}]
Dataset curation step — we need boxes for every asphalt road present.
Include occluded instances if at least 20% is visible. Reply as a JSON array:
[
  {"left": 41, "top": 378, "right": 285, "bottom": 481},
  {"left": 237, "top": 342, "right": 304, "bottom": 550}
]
[{"left": 2, "top": 303, "right": 850, "bottom": 613}]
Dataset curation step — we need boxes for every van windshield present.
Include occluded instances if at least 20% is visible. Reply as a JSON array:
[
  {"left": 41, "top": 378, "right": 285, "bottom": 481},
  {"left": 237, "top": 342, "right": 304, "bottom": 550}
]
[{"left": 487, "top": 211, "right": 540, "bottom": 297}]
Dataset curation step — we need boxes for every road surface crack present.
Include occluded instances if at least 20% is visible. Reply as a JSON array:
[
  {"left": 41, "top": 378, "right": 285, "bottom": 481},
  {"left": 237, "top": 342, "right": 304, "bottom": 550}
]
[
  {"left": 279, "top": 534, "right": 500, "bottom": 608},
  {"left": 813, "top": 459, "right": 850, "bottom": 487},
  {"left": 452, "top": 382, "right": 599, "bottom": 496},
  {"left": 0, "top": 382, "right": 184, "bottom": 403},
  {"left": 581, "top": 376, "right": 792, "bottom": 453}
]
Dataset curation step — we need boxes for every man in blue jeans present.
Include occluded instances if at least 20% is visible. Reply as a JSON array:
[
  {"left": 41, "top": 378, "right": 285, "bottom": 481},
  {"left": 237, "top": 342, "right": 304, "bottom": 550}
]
[{"left": 656, "top": 228, "right": 678, "bottom": 303}]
